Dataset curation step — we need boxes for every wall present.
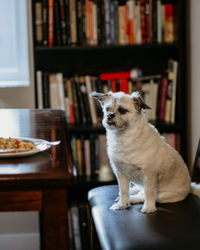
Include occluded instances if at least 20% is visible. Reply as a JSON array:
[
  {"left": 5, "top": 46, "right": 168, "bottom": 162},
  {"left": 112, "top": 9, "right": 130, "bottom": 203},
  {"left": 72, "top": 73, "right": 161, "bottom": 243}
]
[{"left": 189, "top": 0, "right": 200, "bottom": 168}]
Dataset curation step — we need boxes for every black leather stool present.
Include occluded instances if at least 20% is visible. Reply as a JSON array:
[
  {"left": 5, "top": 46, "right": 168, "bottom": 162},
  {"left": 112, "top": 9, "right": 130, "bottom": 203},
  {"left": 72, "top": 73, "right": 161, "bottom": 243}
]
[{"left": 88, "top": 184, "right": 200, "bottom": 250}]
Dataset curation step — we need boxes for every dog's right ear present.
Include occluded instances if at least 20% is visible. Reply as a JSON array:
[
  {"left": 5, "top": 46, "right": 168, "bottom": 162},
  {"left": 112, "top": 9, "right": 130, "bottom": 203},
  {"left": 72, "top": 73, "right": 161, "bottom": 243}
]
[{"left": 90, "top": 92, "right": 112, "bottom": 106}]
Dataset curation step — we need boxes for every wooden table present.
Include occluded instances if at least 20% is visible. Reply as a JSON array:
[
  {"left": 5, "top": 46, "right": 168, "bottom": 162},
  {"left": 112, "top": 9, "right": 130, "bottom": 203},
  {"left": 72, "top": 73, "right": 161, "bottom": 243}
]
[{"left": 0, "top": 109, "right": 74, "bottom": 250}]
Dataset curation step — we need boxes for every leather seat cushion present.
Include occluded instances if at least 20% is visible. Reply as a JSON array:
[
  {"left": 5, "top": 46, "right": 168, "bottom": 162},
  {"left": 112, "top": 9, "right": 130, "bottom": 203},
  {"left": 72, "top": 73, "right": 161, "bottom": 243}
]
[{"left": 88, "top": 185, "right": 200, "bottom": 250}]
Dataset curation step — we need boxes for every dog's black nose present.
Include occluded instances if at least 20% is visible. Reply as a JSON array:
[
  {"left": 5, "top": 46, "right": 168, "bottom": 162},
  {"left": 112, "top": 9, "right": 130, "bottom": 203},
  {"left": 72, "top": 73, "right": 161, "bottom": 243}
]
[{"left": 107, "top": 113, "right": 115, "bottom": 120}]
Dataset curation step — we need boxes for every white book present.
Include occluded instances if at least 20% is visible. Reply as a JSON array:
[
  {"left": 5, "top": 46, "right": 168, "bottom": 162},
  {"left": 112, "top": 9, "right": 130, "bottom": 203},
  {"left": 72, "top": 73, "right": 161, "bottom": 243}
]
[
  {"left": 134, "top": 0, "right": 142, "bottom": 44},
  {"left": 57, "top": 73, "right": 65, "bottom": 111},
  {"left": 84, "top": 139, "right": 91, "bottom": 177},
  {"left": 171, "top": 60, "right": 178, "bottom": 124},
  {"left": 142, "top": 83, "right": 151, "bottom": 121},
  {"left": 85, "top": 75, "right": 98, "bottom": 125},
  {"left": 36, "top": 71, "right": 43, "bottom": 109},
  {"left": 152, "top": 83, "right": 159, "bottom": 121},
  {"left": 92, "top": 2, "right": 98, "bottom": 45},
  {"left": 49, "top": 74, "right": 60, "bottom": 109}
]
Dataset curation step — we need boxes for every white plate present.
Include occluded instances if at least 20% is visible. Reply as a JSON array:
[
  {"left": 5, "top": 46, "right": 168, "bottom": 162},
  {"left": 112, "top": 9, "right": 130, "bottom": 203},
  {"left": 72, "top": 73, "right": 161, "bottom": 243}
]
[{"left": 0, "top": 137, "right": 52, "bottom": 158}]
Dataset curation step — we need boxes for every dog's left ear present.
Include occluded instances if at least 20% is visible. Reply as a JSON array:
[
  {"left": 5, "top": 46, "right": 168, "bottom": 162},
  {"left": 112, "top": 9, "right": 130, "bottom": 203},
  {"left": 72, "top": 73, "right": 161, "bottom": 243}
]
[
  {"left": 131, "top": 92, "right": 151, "bottom": 112},
  {"left": 90, "top": 92, "right": 112, "bottom": 106}
]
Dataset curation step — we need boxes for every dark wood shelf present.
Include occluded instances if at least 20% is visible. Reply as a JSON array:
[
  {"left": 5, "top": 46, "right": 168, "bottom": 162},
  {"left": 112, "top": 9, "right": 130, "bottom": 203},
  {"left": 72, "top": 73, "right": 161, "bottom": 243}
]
[
  {"left": 35, "top": 43, "right": 179, "bottom": 76},
  {"left": 68, "top": 122, "right": 182, "bottom": 134}
]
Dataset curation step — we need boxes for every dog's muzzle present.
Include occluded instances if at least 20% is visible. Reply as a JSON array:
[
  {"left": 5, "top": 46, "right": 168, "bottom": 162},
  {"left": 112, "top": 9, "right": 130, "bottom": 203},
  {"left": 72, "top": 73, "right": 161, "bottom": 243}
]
[{"left": 107, "top": 113, "right": 116, "bottom": 126}]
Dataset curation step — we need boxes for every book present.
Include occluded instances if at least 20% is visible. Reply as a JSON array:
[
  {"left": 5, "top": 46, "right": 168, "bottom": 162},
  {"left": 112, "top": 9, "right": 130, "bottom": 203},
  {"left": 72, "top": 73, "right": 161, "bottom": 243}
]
[
  {"left": 134, "top": 0, "right": 142, "bottom": 44},
  {"left": 104, "top": 0, "right": 111, "bottom": 45},
  {"left": 159, "top": 76, "right": 168, "bottom": 121},
  {"left": 79, "top": 77, "right": 92, "bottom": 124},
  {"left": 127, "top": 0, "right": 135, "bottom": 45},
  {"left": 71, "top": 135, "right": 79, "bottom": 175},
  {"left": 84, "top": 138, "right": 91, "bottom": 176},
  {"left": 100, "top": 69, "right": 141, "bottom": 81},
  {"left": 57, "top": 73, "right": 66, "bottom": 110},
  {"left": 35, "top": 1, "right": 43, "bottom": 45},
  {"left": 157, "top": 0, "right": 162, "bottom": 43},
  {"left": 42, "top": 73, "right": 50, "bottom": 108},
  {"left": 54, "top": 0, "right": 62, "bottom": 46},
  {"left": 85, "top": 76, "right": 98, "bottom": 125},
  {"left": 76, "top": 137, "right": 83, "bottom": 176},
  {"left": 59, "top": 0, "right": 68, "bottom": 45},
  {"left": 36, "top": 70, "right": 43, "bottom": 109},
  {"left": 163, "top": 4, "right": 174, "bottom": 43},
  {"left": 48, "top": 0, "right": 54, "bottom": 47},
  {"left": 170, "top": 59, "right": 178, "bottom": 124},
  {"left": 42, "top": 0, "right": 48, "bottom": 45},
  {"left": 66, "top": 79, "right": 75, "bottom": 124},
  {"left": 118, "top": 1, "right": 127, "bottom": 45},
  {"left": 49, "top": 74, "right": 59, "bottom": 108},
  {"left": 71, "top": 77, "right": 81, "bottom": 124},
  {"left": 146, "top": 0, "right": 153, "bottom": 43},
  {"left": 63, "top": 78, "right": 71, "bottom": 123},
  {"left": 140, "top": 0, "right": 147, "bottom": 43},
  {"left": 69, "top": 0, "right": 77, "bottom": 45}
]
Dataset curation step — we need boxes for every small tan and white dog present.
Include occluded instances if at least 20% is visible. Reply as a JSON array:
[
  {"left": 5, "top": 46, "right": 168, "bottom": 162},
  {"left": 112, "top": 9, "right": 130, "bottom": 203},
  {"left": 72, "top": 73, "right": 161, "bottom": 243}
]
[{"left": 90, "top": 91, "right": 200, "bottom": 213}]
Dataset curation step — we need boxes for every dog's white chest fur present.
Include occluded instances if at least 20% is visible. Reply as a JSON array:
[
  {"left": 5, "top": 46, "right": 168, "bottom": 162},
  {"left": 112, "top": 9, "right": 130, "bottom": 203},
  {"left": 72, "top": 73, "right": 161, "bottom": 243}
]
[{"left": 107, "top": 131, "right": 144, "bottom": 185}]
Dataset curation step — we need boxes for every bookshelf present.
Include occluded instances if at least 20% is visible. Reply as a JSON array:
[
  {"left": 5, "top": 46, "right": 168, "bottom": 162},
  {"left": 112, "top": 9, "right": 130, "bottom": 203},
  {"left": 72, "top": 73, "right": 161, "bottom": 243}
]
[{"left": 32, "top": 0, "right": 187, "bottom": 248}]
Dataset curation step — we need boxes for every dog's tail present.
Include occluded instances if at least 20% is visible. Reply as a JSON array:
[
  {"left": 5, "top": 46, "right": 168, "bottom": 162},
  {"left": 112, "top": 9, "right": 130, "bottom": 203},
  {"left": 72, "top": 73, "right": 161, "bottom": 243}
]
[{"left": 190, "top": 182, "right": 200, "bottom": 197}]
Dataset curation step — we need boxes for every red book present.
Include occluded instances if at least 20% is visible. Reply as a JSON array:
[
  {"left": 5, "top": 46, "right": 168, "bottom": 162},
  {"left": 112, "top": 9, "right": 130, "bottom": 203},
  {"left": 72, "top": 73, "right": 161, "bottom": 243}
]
[
  {"left": 159, "top": 76, "right": 168, "bottom": 121},
  {"left": 48, "top": 0, "right": 54, "bottom": 47},
  {"left": 100, "top": 70, "right": 136, "bottom": 80},
  {"left": 111, "top": 79, "right": 117, "bottom": 92},
  {"left": 120, "top": 78, "right": 128, "bottom": 94},
  {"left": 140, "top": 0, "right": 147, "bottom": 43}
]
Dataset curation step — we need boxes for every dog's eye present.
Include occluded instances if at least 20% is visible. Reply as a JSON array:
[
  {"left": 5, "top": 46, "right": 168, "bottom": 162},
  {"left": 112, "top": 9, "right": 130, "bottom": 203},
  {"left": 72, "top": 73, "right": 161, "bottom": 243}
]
[{"left": 118, "top": 108, "right": 128, "bottom": 114}]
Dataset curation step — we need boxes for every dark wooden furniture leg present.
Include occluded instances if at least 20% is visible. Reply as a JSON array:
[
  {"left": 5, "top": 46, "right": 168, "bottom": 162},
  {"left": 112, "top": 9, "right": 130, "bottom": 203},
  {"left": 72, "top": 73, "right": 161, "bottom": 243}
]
[{"left": 41, "top": 188, "right": 68, "bottom": 250}]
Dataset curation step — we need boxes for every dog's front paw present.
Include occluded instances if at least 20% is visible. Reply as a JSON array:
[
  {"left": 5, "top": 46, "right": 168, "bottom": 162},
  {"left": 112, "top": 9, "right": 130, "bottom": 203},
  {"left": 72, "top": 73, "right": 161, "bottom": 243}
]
[
  {"left": 110, "top": 201, "right": 130, "bottom": 211},
  {"left": 141, "top": 205, "right": 157, "bottom": 214}
]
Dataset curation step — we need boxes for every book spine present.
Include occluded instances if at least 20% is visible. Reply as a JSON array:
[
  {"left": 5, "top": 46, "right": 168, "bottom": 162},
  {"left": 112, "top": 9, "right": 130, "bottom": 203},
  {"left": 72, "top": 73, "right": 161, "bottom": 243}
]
[
  {"left": 84, "top": 139, "right": 91, "bottom": 176},
  {"left": 146, "top": 0, "right": 153, "bottom": 43},
  {"left": 157, "top": 0, "right": 162, "bottom": 43},
  {"left": 54, "top": 0, "right": 62, "bottom": 46},
  {"left": 64, "top": 0, "right": 71, "bottom": 45},
  {"left": 42, "top": 0, "right": 48, "bottom": 46},
  {"left": 67, "top": 79, "right": 75, "bottom": 124},
  {"left": 171, "top": 60, "right": 178, "bottom": 124},
  {"left": 35, "top": 1, "right": 43, "bottom": 45},
  {"left": 57, "top": 73, "right": 66, "bottom": 110},
  {"left": 42, "top": 73, "right": 50, "bottom": 108},
  {"left": 104, "top": 0, "right": 111, "bottom": 45},
  {"left": 92, "top": 0, "right": 98, "bottom": 45},
  {"left": 85, "top": 76, "right": 98, "bottom": 125},
  {"left": 159, "top": 76, "right": 168, "bottom": 121},
  {"left": 69, "top": 0, "right": 77, "bottom": 45},
  {"left": 163, "top": 4, "right": 174, "bottom": 43},
  {"left": 59, "top": 0, "right": 68, "bottom": 45},
  {"left": 152, "top": 0, "right": 157, "bottom": 43},
  {"left": 118, "top": 3, "right": 127, "bottom": 45},
  {"left": 36, "top": 70, "right": 43, "bottom": 109},
  {"left": 140, "top": 0, "right": 147, "bottom": 43},
  {"left": 48, "top": 0, "right": 54, "bottom": 47}
]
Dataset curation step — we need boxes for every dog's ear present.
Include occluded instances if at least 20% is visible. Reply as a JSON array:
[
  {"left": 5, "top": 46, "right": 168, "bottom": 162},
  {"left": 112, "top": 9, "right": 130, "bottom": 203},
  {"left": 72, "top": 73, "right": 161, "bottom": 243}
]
[
  {"left": 131, "top": 91, "right": 151, "bottom": 112},
  {"left": 90, "top": 92, "right": 112, "bottom": 106}
]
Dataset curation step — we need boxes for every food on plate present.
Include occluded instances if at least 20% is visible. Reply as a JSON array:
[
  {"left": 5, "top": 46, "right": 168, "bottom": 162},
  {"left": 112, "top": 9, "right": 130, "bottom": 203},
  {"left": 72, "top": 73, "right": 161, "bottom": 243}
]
[{"left": 0, "top": 137, "right": 36, "bottom": 152}]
